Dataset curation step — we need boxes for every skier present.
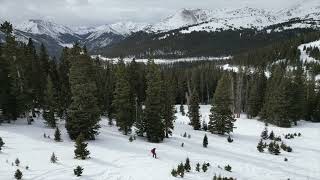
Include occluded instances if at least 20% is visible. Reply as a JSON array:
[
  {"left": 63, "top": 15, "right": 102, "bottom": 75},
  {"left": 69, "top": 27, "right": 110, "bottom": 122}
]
[{"left": 151, "top": 148, "right": 157, "bottom": 158}]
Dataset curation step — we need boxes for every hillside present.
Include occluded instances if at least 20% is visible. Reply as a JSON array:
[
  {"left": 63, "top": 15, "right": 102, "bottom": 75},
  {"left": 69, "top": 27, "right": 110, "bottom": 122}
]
[{"left": 0, "top": 106, "right": 319, "bottom": 180}]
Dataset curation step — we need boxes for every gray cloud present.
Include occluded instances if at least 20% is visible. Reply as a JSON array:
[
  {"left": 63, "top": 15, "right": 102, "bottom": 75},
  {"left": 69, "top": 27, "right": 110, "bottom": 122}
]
[{"left": 0, "top": 0, "right": 310, "bottom": 26}]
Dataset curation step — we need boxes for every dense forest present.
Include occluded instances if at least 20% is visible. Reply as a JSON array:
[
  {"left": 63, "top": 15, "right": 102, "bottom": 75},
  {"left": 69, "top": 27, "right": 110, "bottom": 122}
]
[{"left": 1, "top": 20, "right": 320, "bottom": 146}]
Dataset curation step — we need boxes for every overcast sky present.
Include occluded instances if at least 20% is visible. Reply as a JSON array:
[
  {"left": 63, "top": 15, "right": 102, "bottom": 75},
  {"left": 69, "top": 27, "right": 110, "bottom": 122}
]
[{"left": 0, "top": 0, "right": 308, "bottom": 26}]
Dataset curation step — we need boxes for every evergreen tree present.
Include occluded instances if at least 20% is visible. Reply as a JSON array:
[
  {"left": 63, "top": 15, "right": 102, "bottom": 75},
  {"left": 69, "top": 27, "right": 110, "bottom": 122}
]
[
  {"left": 15, "top": 158, "right": 20, "bottom": 166},
  {"left": 112, "top": 59, "right": 134, "bottom": 135},
  {"left": 196, "top": 163, "right": 200, "bottom": 172},
  {"left": 180, "top": 104, "right": 185, "bottom": 116},
  {"left": 43, "top": 75, "right": 56, "bottom": 128},
  {"left": 0, "top": 137, "right": 4, "bottom": 151},
  {"left": 74, "top": 133, "right": 90, "bottom": 160},
  {"left": 54, "top": 127, "right": 61, "bottom": 142},
  {"left": 57, "top": 48, "right": 71, "bottom": 117},
  {"left": 260, "top": 127, "right": 268, "bottom": 140},
  {"left": 177, "top": 162, "right": 185, "bottom": 177},
  {"left": 274, "top": 142, "right": 281, "bottom": 155},
  {"left": 189, "top": 90, "right": 201, "bottom": 130},
  {"left": 202, "top": 163, "right": 208, "bottom": 172},
  {"left": 269, "top": 131, "right": 275, "bottom": 140},
  {"left": 208, "top": 74, "right": 236, "bottom": 135},
  {"left": 161, "top": 77, "right": 176, "bottom": 138},
  {"left": 247, "top": 70, "right": 266, "bottom": 118},
  {"left": 203, "top": 134, "right": 208, "bottom": 148},
  {"left": 202, "top": 120, "right": 208, "bottom": 131},
  {"left": 74, "top": 166, "right": 83, "bottom": 177},
  {"left": 144, "top": 60, "right": 164, "bottom": 142},
  {"left": 268, "top": 141, "right": 275, "bottom": 154},
  {"left": 184, "top": 158, "right": 191, "bottom": 172},
  {"left": 50, "top": 152, "right": 58, "bottom": 163},
  {"left": 14, "top": 169, "right": 22, "bottom": 180},
  {"left": 171, "top": 168, "right": 178, "bottom": 177},
  {"left": 257, "top": 139, "right": 264, "bottom": 152},
  {"left": 66, "top": 50, "right": 100, "bottom": 140}
]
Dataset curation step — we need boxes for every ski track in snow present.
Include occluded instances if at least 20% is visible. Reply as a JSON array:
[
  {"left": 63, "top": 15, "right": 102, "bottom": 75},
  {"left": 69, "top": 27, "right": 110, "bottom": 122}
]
[{"left": 0, "top": 105, "right": 320, "bottom": 180}]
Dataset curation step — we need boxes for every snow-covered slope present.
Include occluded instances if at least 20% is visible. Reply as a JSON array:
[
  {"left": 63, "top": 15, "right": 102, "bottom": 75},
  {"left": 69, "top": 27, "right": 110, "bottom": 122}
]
[
  {"left": 0, "top": 106, "right": 319, "bottom": 180},
  {"left": 16, "top": 19, "right": 76, "bottom": 39},
  {"left": 298, "top": 40, "right": 320, "bottom": 63}
]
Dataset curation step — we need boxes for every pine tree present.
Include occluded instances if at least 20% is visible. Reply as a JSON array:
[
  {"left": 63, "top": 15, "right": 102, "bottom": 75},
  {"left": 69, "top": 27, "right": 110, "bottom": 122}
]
[
  {"left": 196, "top": 163, "right": 200, "bottom": 172},
  {"left": 14, "top": 169, "right": 22, "bottom": 180},
  {"left": 112, "top": 59, "right": 134, "bottom": 135},
  {"left": 184, "top": 158, "right": 191, "bottom": 172},
  {"left": 74, "top": 133, "right": 90, "bottom": 160},
  {"left": 177, "top": 162, "right": 185, "bottom": 177},
  {"left": 180, "top": 103, "right": 185, "bottom": 116},
  {"left": 208, "top": 74, "right": 236, "bottom": 135},
  {"left": 74, "top": 166, "right": 83, "bottom": 177},
  {"left": 203, "top": 134, "right": 208, "bottom": 148},
  {"left": 50, "top": 152, "right": 58, "bottom": 163},
  {"left": 43, "top": 75, "right": 56, "bottom": 128},
  {"left": 189, "top": 90, "right": 201, "bottom": 130},
  {"left": 0, "top": 137, "right": 4, "bottom": 151},
  {"left": 54, "top": 127, "right": 62, "bottom": 142},
  {"left": 260, "top": 127, "right": 268, "bottom": 140},
  {"left": 15, "top": 158, "right": 20, "bottom": 166},
  {"left": 171, "top": 168, "right": 178, "bottom": 177},
  {"left": 269, "top": 131, "right": 275, "bottom": 140},
  {"left": 257, "top": 139, "right": 264, "bottom": 152},
  {"left": 224, "top": 165, "right": 232, "bottom": 172},
  {"left": 57, "top": 48, "right": 72, "bottom": 117},
  {"left": 202, "top": 120, "right": 208, "bottom": 131},
  {"left": 202, "top": 163, "right": 208, "bottom": 172},
  {"left": 161, "top": 78, "right": 176, "bottom": 138},
  {"left": 268, "top": 141, "right": 275, "bottom": 154},
  {"left": 274, "top": 142, "right": 281, "bottom": 155},
  {"left": 66, "top": 51, "right": 100, "bottom": 140},
  {"left": 144, "top": 60, "right": 164, "bottom": 143},
  {"left": 247, "top": 70, "right": 266, "bottom": 118}
]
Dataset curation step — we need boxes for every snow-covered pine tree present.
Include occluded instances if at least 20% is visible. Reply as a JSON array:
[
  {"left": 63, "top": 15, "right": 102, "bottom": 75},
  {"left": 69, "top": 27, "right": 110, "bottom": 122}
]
[
  {"left": 112, "top": 59, "right": 135, "bottom": 135},
  {"left": 180, "top": 104, "right": 185, "bottom": 116},
  {"left": 208, "top": 74, "right": 236, "bottom": 135},
  {"left": 66, "top": 47, "right": 100, "bottom": 140},
  {"left": 202, "top": 120, "right": 208, "bottom": 131},
  {"left": 54, "top": 127, "right": 61, "bottom": 142},
  {"left": 189, "top": 90, "right": 201, "bottom": 130},
  {"left": 74, "top": 166, "right": 83, "bottom": 177},
  {"left": 74, "top": 133, "right": 90, "bottom": 160},
  {"left": 144, "top": 60, "right": 164, "bottom": 143},
  {"left": 14, "top": 169, "right": 22, "bottom": 180},
  {"left": 261, "top": 127, "right": 268, "bottom": 140},
  {"left": 203, "top": 134, "right": 208, "bottom": 148}
]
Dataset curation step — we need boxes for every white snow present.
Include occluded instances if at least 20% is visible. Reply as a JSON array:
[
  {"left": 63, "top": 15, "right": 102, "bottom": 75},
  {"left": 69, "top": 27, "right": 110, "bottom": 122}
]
[
  {"left": 298, "top": 40, "right": 320, "bottom": 64},
  {"left": 91, "top": 55, "right": 232, "bottom": 64},
  {"left": 1, "top": 105, "right": 319, "bottom": 180}
]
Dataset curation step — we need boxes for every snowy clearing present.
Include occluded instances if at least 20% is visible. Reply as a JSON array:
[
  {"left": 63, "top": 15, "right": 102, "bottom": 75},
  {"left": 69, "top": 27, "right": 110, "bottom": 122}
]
[{"left": 0, "top": 105, "right": 319, "bottom": 180}]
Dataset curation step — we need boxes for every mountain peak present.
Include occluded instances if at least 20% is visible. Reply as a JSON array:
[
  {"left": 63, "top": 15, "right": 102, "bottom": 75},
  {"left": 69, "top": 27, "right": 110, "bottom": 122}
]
[{"left": 16, "top": 19, "right": 74, "bottom": 38}]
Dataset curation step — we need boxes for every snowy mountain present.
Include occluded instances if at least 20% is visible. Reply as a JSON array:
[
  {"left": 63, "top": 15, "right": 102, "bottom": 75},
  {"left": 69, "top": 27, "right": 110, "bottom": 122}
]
[
  {"left": 1, "top": 0, "right": 320, "bottom": 57},
  {"left": 16, "top": 19, "right": 77, "bottom": 39}
]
